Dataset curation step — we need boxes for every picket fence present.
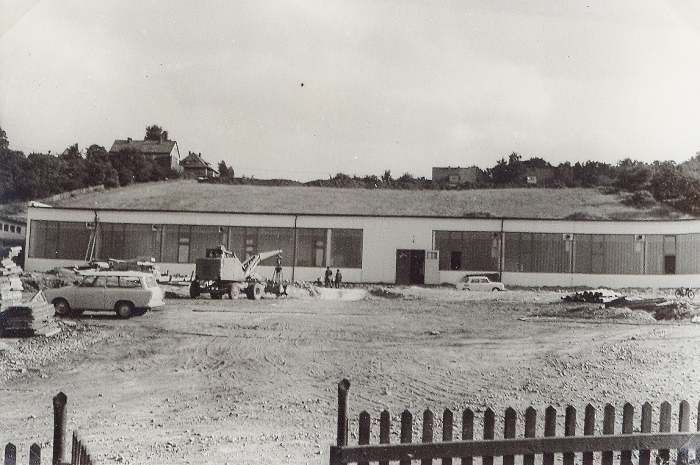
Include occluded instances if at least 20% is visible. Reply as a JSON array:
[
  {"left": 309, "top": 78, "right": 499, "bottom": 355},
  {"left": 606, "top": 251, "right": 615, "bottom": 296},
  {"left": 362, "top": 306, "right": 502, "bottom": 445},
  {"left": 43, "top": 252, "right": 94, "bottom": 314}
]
[
  {"left": 330, "top": 379, "right": 700, "bottom": 465},
  {"left": 2, "top": 393, "right": 95, "bottom": 465}
]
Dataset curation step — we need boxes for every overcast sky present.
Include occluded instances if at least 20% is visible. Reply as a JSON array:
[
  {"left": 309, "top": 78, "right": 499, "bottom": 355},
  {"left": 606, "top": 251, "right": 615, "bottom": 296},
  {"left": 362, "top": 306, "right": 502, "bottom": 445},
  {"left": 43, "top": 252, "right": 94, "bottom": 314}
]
[{"left": 1, "top": 1, "right": 700, "bottom": 181}]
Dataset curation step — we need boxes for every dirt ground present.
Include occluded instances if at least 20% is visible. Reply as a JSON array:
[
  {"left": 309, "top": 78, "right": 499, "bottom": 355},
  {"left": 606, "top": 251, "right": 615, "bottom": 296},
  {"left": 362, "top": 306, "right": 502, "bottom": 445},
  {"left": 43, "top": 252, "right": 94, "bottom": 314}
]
[{"left": 1, "top": 285, "right": 700, "bottom": 465}]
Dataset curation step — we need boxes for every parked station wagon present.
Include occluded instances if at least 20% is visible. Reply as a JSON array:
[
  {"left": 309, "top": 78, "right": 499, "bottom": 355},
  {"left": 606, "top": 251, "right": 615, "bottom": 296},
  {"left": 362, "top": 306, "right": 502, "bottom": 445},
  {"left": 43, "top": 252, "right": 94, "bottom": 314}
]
[
  {"left": 455, "top": 276, "right": 506, "bottom": 292},
  {"left": 45, "top": 271, "right": 165, "bottom": 318}
]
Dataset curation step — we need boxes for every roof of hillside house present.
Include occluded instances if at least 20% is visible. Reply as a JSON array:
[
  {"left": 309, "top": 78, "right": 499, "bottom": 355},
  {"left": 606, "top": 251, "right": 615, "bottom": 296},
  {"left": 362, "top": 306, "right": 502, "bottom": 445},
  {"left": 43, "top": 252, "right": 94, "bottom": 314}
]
[
  {"left": 180, "top": 152, "right": 214, "bottom": 169},
  {"left": 109, "top": 139, "right": 178, "bottom": 156},
  {"left": 41, "top": 180, "right": 691, "bottom": 221}
]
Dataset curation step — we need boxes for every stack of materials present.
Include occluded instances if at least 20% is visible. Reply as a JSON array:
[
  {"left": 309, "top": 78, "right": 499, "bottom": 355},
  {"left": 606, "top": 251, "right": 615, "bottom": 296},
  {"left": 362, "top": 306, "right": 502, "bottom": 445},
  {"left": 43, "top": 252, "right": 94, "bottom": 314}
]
[
  {"left": 1, "top": 290, "right": 60, "bottom": 337},
  {"left": 0, "top": 246, "right": 24, "bottom": 308},
  {"left": 0, "top": 246, "right": 61, "bottom": 337}
]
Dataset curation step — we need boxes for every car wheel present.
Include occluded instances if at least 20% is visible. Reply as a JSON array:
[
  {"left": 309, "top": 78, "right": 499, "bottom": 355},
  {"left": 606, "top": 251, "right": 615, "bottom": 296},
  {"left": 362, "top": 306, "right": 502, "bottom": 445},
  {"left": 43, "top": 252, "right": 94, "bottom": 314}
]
[
  {"left": 115, "top": 301, "right": 134, "bottom": 319},
  {"left": 53, "top": 298, "right": 71, "bottom": 317},
  {"left": 689, "top": 290, "right": 695, "bottom": 299},
  {"left": 492, "top": 287, "right": 503, "bottom": 292}
]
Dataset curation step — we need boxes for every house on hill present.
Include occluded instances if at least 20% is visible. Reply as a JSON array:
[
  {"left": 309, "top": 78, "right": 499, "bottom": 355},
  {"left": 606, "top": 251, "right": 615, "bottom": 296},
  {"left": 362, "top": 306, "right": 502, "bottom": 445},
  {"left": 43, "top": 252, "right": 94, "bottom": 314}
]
[
  {"left": 180, "top": 152, "right": 218, "bottom": 179},
  {"left": 109, "top": 134, "right": 182, "bottom": 172},
  {"left": 432, "top": 166, "right": 483, "bottom": 185}
]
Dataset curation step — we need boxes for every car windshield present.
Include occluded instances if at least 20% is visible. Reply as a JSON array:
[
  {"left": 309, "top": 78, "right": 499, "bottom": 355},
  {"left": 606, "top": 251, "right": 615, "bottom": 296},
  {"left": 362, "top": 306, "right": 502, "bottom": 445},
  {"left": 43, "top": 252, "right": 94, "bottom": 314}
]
[{"left": 79, "top": 276, "right": 98, "bottom": 287}]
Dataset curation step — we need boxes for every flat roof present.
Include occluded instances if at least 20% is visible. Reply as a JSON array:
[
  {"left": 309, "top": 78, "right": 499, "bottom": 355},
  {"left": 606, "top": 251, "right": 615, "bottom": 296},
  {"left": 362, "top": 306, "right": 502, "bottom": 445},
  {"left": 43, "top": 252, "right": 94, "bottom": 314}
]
[{"left": 43, "top": 180, "right": 690, "bottom": 220}]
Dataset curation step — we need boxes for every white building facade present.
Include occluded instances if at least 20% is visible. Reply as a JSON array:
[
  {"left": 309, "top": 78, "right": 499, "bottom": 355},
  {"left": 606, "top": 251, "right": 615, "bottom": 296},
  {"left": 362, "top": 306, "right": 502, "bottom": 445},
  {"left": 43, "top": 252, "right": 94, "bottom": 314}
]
[{"left": 25, "top": 205, "right": 700, "bottom": 289}]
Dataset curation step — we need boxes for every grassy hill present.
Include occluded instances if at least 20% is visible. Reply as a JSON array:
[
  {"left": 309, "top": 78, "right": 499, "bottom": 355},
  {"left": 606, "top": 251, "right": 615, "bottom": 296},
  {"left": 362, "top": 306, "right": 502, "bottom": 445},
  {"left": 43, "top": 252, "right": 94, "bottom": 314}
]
[{"left": 43, "top": 180, "right": 690, "bottom": 220}]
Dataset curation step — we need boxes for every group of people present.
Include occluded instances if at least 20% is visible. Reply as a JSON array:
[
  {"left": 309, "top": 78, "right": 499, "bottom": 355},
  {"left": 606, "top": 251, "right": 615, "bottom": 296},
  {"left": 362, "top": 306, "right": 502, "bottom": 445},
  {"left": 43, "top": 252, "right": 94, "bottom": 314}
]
[{"left": 324, "top": 266, "right": 342, "bottom": 288}]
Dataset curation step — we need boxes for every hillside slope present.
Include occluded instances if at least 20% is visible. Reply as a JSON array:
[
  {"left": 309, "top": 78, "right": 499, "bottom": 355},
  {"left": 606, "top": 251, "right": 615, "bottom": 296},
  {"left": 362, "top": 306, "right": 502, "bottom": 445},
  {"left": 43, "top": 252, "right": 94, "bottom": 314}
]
[{"left": 44, "top": 181, "right": 690, "bottom": 220}]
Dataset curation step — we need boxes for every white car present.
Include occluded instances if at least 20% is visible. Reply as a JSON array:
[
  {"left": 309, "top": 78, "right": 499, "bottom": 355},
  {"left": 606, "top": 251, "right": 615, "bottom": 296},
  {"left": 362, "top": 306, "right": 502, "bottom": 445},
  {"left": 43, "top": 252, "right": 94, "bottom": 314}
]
[
  {"left": 456, "top": 276, "right": 506, "bottom": 292},
  {"left": 45, "top": 271, "right": 165, "bottom": 318}
]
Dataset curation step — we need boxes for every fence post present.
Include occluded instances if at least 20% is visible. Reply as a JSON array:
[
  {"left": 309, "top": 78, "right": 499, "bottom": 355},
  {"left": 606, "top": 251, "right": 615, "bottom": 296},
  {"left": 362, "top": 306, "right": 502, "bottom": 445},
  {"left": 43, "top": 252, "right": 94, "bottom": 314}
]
[
  {"left": 4, "top": 443, "right": 16, "bottom": 465},
  {"left": 523, "top": 407, "right": 537, "bottom": 465},
  {"left": 53, "top": 392, "right": 68, "bottom": 465},
  {"left": 483, "top": 408, "right": 495, "bottom": 465},
  {"left": 461, "top": 408, "right": 474, "bottom": 465},
  {"left": 337, "top": 380, "right": 350, "bottom": 448},
  {"left": 421, "top": 409, "right": 434, "bottom": 465},
  {"left": 503, "top": 408, "right": 516, "bottom": 465},
  {"left": 29, "top": 443, "right": 41, "bottom": 465},
  {"left": 639, "top": 402, "right": 652, "bottom": 465},
  {"left": 442, "top": 409, "right": 453, "bottom": 465},
  {"left": 543, "top": 406, "right": 556, "bottom": 465},
  {"left": 583, "top": 404, "right": 595, "bottom": 465},
  {"left": 677, "top": 400, "right": 690, "bottom": 465},
  {"left": 563, "top": 406, "right": 577, "bottom": 465},
  {"left": 400, "top": 410, "right": 413, "bottom": 465},
  {"left": 379, "top": 410, "right": 391, "bottom": 465},
  {"left": 621, "top": 403, "right": 634, "bottom": 465}
]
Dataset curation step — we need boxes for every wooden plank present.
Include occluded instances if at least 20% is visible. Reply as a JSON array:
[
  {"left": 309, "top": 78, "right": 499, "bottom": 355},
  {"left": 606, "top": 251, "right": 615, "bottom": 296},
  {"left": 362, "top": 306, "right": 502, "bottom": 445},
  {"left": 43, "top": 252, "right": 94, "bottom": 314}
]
[
  {"left": 677, "top": 401, "right": 690, "bottom": 465},
  {"left": 358, "top": 411, "right": 370, "bottom": 465},
  {"left": 523, "top": 406, "right": 536, "bottom": 465},
  {"left": 4, "top": 443, "right": 16, "bottom": 465},
  {"left": 460, "top": 408, "right": 473, "bottom": 465},
  {"left": 640, "top": 402, "right": 652, "bottom": 465},
  {"left": 331, "top": 432, "right": 700, "bottom": 464},
  {"left": 543, "top": 406, "right": 556, "bottom": 465},
  {"left": 621, "top": 403, "right": 634, "bottom": 465},
  {"left": 422, "top": 409, "right": 434, "bottom": 465},
  {"left": 442, "top": 409, "right": 453, "bottom": 465},
  {"left": 602, "top": 404, "right": 615, "bottom": 465},
  {"left": 563, "top": 406, "right": 576, "bottom": 465},
  {"left": 503, "top": 407, "right": 516, "bottom": 465},
  {"left": 400, "top": 410, "right": 412, "bottom": 465},
  {"left": 659, "top": 401, "right": 672, "bottom": 465},
  {"left": 582, "top": 404, "right": 595, "bottom": 465},
  {"left": 482, "top": 408, "right": 494, "bottom": 465},
  {"left": 379, "top": 410, "right": 390, "bottom": 465},
  {"left": 336, "top": 380, "right": 350, "bottom": 448},
  {"left": 29, "top": 443, "right": 40, "bottom": 465}
]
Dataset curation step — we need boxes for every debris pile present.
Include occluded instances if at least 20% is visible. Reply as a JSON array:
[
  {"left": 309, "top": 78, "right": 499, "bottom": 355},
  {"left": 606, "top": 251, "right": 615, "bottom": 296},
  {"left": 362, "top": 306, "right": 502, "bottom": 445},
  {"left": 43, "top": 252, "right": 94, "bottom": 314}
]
[
  {"left": 1, "top": 290, "right": 60, "bottom": 337},
  {"left": 0, "top": 246, "right": 24, "bottom": 308},
  {"left": 561, "top": 288, "right": 623, "bottom": 304}
]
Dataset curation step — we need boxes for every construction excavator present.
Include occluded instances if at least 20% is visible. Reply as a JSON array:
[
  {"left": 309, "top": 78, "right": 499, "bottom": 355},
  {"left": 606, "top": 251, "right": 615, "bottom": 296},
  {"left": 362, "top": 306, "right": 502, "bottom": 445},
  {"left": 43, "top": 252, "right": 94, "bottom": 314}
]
[{"left": 189, "top": 246, "right": 286, "bottom": 300}]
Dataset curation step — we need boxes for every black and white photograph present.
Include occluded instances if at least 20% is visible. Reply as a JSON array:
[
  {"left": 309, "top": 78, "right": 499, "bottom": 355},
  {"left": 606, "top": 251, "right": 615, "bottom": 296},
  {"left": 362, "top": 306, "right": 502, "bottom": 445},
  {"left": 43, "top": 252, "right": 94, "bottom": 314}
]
[{"left": 2, "top": 1, "right": 700, "bottom": 464}]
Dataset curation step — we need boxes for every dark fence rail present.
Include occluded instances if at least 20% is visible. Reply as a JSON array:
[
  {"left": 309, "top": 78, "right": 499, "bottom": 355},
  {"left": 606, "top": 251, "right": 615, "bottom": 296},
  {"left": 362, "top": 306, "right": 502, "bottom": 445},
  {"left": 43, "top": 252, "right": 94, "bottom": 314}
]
[
  {"left": 330, "top": 379, "right": 700, "bottom": 465},
  {"left": 2, "top": 393, "right": 96, "bottom": 465}
]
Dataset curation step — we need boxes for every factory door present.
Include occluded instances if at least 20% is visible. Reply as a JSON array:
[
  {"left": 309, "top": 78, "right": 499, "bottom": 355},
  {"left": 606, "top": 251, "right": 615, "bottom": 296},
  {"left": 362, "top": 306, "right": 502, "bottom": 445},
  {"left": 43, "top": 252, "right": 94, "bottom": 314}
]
[{"left": 396, "top": 249, "right": 425, "bottom": 285}]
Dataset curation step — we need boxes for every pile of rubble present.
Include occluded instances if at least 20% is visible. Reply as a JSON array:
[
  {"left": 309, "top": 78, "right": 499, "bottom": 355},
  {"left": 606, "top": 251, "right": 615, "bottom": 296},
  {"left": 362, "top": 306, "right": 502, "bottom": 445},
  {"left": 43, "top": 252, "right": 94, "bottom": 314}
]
[
  {"left": 0, "top": 246, "right": 61, "bottom": 337},
  {"left": 561, "top": 288, "right": 623, "bottom": 304}
]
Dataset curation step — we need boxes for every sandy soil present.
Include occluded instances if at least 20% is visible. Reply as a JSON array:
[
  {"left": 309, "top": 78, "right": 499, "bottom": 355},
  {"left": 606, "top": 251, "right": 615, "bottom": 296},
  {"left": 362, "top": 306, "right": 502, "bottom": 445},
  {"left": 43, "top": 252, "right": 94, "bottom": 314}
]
[{"left": 1, "top": 285, "right": 700, "bottom": 465}]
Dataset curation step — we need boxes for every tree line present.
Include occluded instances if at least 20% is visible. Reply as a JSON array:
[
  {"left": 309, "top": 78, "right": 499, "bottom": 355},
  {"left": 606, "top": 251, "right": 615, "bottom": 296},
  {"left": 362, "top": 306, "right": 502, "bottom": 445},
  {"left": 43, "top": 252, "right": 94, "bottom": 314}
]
[
  {"left": 3, "top": 124, "right": 700, "bottom": 215},
  {"left": 0, "top": 125, "right": 179, "bottom": 204}
]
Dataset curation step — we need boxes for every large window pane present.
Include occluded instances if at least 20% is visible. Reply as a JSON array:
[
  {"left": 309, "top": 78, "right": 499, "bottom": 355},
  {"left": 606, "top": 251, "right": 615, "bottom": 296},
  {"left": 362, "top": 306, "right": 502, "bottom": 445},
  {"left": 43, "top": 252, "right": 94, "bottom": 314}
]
[
  {"left": 296, "top": 228, "right": 325, "bottom": 267},
  {"left": 330, "top": 229, "right": 362, "bottom": 268}
]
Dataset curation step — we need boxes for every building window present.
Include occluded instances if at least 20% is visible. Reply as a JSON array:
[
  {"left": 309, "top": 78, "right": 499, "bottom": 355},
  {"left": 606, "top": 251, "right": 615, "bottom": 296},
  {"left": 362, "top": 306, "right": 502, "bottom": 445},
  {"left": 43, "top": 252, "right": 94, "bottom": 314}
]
[
  {"left": 295, "top": 229, "right": 326, "bottom": 267},
  {"left": 3, "top": 224, "right": 8, "bottom": 231},
  {"left": 9, "top": 225, "right": 15, "bottom": 233},
  {"left": 28, "top": 220, "right": 91, "bottom": 260},
  {"left": 450, "top": 251, "right": 462, "bottom": 270},
  {"left": 330, "top": 229, "right": 363, "bottom": 268},
  {"left": 664, "top": 235, "right": 676, "bottom": 274},
  {"left": 434, "top": 231, "right": 499, "bottom": 271},
  {"left": 16, "top": 227, "right": 21, "bottom": 234}
]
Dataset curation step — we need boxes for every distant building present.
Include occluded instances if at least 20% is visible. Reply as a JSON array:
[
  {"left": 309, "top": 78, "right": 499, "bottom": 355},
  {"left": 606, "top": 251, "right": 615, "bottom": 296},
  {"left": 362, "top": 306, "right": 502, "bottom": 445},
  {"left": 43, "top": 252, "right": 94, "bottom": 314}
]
[
  {"left": 109, "top": 134, "right": 182, "bottom": 172},
  {"left": 432, "top": 166, "right": 482, "bottom": 185},
  {"left": 525, "top": 167, "right": 555, "bottom": 186},
  {"left": 180, "top": 153, "right": 218, "bottom": 179}
]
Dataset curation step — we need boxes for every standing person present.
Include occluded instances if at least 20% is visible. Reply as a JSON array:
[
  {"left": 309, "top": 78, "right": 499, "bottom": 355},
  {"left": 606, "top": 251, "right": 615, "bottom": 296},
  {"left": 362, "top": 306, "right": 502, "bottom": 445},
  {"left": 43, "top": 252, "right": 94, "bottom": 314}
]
[
  {"left": 324, "top": 266, "right": 333, "bottom": 287},
  {"left": 334, "top": 269, "right": 343, "bottom": 288}
]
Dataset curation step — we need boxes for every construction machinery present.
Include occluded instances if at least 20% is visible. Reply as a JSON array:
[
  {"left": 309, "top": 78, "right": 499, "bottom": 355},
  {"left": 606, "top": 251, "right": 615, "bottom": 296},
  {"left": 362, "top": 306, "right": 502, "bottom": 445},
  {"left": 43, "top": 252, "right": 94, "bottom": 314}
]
[{"left": 189, "top": 246, "right": 286, "bottom": 300}]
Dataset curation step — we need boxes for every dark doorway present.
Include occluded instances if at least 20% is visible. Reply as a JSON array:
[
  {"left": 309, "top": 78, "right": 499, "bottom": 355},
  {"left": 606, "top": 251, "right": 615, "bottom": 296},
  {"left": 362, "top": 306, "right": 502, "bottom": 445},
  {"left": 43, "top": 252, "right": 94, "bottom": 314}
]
[{"left": 396, "top": 249, "right": 425, "bottom": 285}]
